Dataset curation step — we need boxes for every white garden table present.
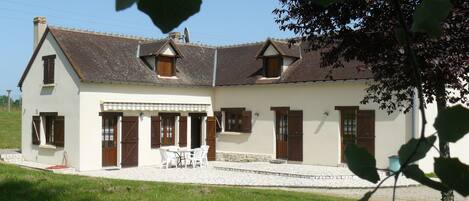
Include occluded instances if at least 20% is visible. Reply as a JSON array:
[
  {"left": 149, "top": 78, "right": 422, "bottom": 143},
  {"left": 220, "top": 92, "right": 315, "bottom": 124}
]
[{"left": 167, "top": 148, "right": 194, "bottom": 168}]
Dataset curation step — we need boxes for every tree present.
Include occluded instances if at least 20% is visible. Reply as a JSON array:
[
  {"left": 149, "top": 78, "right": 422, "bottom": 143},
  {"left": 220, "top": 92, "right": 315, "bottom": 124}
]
[{"left": 274, "top": 0, "right": 468, "bottom": 200}]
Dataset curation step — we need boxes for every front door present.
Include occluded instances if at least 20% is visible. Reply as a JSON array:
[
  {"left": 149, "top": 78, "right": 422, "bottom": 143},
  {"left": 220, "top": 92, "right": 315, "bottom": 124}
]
[
  {"left": 102, "top": 114, "right": 118, "bottom": 167},
  {"left": 340, "top": 109, "right": 375, "bottom": 163},
  {"left": 121, "top": 116, "right": 138, "bottom": 167},
  {"left": 275, "top": 110, "right": 288, "bottom": 159}
]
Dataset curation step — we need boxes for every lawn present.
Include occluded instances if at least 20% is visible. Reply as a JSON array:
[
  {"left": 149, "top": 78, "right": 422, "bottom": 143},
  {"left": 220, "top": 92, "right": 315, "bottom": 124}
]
[
  {"left": 0, "top": 109, "right": 21, "bottom": 149},
  {"left": 0, "top": 163, "right": 351, "bottom": 201}
]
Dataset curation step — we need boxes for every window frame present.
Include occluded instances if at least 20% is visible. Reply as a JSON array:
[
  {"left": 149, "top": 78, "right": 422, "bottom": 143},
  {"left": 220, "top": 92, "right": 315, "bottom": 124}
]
[
  {"left": 42, "top": 55, "right": 56, "bottom": 84},
  {"left": 43, "top": 115, "right": 64, "bottom": 147},
  {"left": 222, "top": 108, "right": 244, "bottom": 132},
  {"left": 263, "top": 56, "right": 282, "bottom": 78},
  {"left": 156, "top": 55, "right": 176, "bottom": 77},
  {"left": 159, "top": 113, "right": 179, "bottom": 146}
]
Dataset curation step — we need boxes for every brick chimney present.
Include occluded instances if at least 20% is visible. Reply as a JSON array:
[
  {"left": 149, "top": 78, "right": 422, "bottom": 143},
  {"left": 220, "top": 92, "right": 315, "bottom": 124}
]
[
  {"left": 168, "top": 32, "right": 181, "bottom": 42},
  {"left": 33, "top": 16, "right": 47, "bottom": 50}
]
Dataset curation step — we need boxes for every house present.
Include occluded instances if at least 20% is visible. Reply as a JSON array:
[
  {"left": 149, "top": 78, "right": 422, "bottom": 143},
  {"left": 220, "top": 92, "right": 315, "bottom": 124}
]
[{"left": 18, "top": 17, "right": 468, "bottom": 172}]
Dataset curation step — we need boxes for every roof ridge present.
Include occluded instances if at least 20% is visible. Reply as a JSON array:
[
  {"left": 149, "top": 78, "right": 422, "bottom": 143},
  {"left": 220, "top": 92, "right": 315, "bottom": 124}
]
[
  {"left": 217, "top": 40, "right": 266, "bottom": 49},
  {"left": 175, "top": 41, "right": 217, "bottom": 49},
  {"left": 48, "top": 25, "right": 163, "bottom": 41}
]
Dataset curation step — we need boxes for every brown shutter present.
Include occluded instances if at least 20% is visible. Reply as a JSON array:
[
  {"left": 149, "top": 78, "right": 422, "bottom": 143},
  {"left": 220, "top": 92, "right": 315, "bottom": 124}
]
[
  {"left": 241, "top": 111, "right": 252, "bottom": 133},
  {"left": 54, "top": 116, "right": 64, "bottom": 147},
  {"left": 357, "top": 110, "right": 375, "bottom": 156},
  {"left": 157, "top": 56, "right": 175, "bottom": 77},
  {"left": 178, "top": 116, "right": 187, "bottom": 147},
  {"left": 32, "top": 116, "right": 41, "bottom": 145},
  {"left": 49, "top": 57, "right": 55, "bottom": 83},
  {"left": 43, "top": 59, "right": 49, "bottom": 84},
  {"left": 288, "top": 110, "right": 303, "bottom": 161},
  {"left": 214, "top": 111, "right": 222, "bottom": 132},
  {"left": 151, "top": 116, "right": 161, "bottom": 148},
  {"left": 206, "top": 117, "right": 216, "bottom": 161}
]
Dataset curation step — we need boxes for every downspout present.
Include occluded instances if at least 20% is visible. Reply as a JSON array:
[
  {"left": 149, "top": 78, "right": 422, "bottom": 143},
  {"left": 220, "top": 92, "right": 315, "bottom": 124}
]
[{"left": 212, "top": 49, "right": 218, "bottom": 87}]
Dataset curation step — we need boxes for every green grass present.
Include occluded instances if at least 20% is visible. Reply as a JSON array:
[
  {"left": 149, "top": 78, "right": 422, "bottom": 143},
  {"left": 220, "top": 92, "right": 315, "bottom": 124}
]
[
  {"left": 0, "top": 163, "right": 351, "bottom": 201},
  {"left": 0, "top": 110, "right": 21, "bottom": 149}
]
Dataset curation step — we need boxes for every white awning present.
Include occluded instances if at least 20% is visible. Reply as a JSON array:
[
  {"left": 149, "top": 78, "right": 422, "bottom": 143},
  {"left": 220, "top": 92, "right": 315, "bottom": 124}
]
[{"left": 102, "top": 101, "right": 210, "bottom": 112}]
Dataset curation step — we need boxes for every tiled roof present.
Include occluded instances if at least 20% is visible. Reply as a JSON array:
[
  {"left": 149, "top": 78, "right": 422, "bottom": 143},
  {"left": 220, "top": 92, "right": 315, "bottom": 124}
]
[{"left": 19, "top": 26, "right": 372, "bottom": 88}]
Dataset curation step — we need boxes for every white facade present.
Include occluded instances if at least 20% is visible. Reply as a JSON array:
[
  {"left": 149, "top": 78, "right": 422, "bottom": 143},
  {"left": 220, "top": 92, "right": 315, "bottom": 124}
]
[
  {"left": 21, "top": 33, "right": 81, "bottom": 168},
  {"left": 20, "top": 29, "right": 467, "bottom": 173}
]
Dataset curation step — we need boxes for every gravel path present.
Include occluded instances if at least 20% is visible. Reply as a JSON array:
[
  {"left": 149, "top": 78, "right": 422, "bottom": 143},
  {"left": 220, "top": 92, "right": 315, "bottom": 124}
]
[{"left": 76, "top": 162, "right": 416, "bottom": 188}]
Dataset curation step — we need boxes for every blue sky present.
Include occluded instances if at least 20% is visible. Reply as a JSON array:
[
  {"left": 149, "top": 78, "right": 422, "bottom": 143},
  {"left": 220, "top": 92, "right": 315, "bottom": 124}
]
[{"left": 0, "top": 0, "right": 295, "bottom": 99}]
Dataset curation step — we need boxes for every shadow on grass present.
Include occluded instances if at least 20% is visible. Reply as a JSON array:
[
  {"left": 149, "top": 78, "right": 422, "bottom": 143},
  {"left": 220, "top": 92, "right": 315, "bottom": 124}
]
[{"left": 0, "top": 179, "right": 97, "bottom": 201}]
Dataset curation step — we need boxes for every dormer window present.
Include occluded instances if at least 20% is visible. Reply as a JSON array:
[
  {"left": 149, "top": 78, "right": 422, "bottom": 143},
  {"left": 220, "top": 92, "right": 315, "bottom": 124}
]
[
  {"left": 157, "top": 56, "right": 175, "bottom": 77},
  {"left": 264, "top": 56, "right": 282, "bottom": 78},
  {"left": 139, "top": 39, "right": 183, "bottom": 78},
  {"left": 256, "top": 39, "right": 301, "bottom": 79}
]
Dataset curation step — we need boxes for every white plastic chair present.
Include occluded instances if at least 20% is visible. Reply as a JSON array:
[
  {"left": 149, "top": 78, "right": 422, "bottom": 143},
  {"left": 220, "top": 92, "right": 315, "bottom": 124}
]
[
  {"left": 201, "top": 145, "right": 210, "bottom": 167},
  {"left": 160, "top": 148, "right": 177, "bottom": 169},
  {"left": 188, "top": 148, "right": 203, "bottom": 168}
]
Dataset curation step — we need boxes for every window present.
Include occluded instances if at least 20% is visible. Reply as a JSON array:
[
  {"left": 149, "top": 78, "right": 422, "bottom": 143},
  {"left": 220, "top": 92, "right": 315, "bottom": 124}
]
[
  {"left": 220, "top": 108, "right": 252, "bottom": 133},
  {"left": 264, "top": 56, "right": 282, "bottom": 78},
  {"left": 42, "top": 55, "right": 56, "bottom": 84},
  {"left": 31, "top": 116, "right": 41, "bottom": 145},
  {"left": 342, "top": 110, "right": 357, "bottom": 137},
  {"left": 44, "top": 115, "right": 64, "bottom": 147},
  {"left": 225, "top": 109, "right": 243, "bottom": 132},
  {"left": 160, "top": 114, "right": 177, "bottom": 146},
  {"left": 156, "top": 56, "right": 175, "bottom": 77}
]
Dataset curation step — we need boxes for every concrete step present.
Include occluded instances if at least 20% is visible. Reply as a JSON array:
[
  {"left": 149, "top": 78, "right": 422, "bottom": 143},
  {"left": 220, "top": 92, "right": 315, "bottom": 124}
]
[{"left": 0, "top": 153, "right": 23, "bottom": 163}]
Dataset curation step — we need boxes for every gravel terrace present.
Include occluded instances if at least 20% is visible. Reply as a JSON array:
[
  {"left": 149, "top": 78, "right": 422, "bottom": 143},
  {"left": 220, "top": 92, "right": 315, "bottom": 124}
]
[{"left": 76, "top": 162, "right": 417, "bottom": 188}]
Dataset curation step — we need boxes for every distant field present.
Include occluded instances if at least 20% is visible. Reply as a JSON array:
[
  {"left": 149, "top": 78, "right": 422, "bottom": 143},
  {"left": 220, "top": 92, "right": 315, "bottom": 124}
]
[{"left": 0, "top": 108, "right": 21, "bottom": 149}]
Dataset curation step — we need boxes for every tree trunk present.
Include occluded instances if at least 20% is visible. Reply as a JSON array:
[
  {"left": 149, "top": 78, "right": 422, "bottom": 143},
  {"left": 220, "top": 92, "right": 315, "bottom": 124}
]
[{"left": 435, "top": 81, "right": 454, "bottom": 201}]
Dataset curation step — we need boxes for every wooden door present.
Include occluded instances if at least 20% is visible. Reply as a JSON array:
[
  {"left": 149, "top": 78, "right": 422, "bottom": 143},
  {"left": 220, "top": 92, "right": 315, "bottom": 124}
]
[
  {"left": 102, "top": 115, "right": 118, "bottom": 167},
  {"left": 275, "top": 111, "right": 288, "bottom": 159},
  {"left": 161, "top": 115, "right": 176, "bottom": 146},
  {"left": 287, "top": 110, "right": 303, "bottom": 161},
  {"left": 121, "top": 116, "right": 138, "bottom": 167},
  {"left": 340, "top": 109, "right": 358, "bottom": 163},
  {"left": 206, "top": 117, "right": 216, "bottom": 161},
  {"left": 357, "top": 110, "right": 375, "bottom": 156}
]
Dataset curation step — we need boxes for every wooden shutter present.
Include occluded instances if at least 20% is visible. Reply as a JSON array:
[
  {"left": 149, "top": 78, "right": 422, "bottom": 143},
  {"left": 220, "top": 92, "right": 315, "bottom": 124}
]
[
  {"left": 49, "top": 58, "right": 55, "bottom": 83},
  {"left": 151, "top": 116, "right": 161, "bottom": 148},
  {"left": 214, "top": 111, "right": 222, "bottom": 132},
  {"left": 179, "top": 116, "right": 187, "bottom": 147},
  {"left": 206, "top": 117, "right": 216, "bottom": 161},
  {"left": 157, "top": 56, "right": 174, "bottom": 76},
  {"left": 43, "top": 58, "right": 49, "bottom": 84},
  {"left": 357, "top": 110, "right": 375, "bottom": 156},
  {"left": 54, "top": 116, "right": 64, "bottom": 147},
  {"left": 288, "top": 110, "right": 303, "bottom": 161},
  {"left": 241, "top": 111, "right": 252, "bottom": 133},
  {"left": 32, "top": 116, "right": 41, "bottom": 145},
  {"left": 265, "top": 57, "right": 282, "bottom": 77}
]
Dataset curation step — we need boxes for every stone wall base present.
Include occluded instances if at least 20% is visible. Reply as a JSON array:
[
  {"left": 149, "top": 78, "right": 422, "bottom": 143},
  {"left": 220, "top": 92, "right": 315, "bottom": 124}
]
[{"left": 216, "top": 151, "right": 273, "bottom": 162}]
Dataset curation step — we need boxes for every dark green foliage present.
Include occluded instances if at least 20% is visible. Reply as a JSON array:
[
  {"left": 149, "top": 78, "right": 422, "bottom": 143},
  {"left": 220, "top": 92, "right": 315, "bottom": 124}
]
[
  {"left": 115, "top": 0, "right": 138, "bottom": 11},
  {"left": 435, "top": 158, "right": 469, "bottom": 196},
  {"left": 398, "top": 135, "right": 436, "bottom": 165},
  {"left": 116, "top": 0, "right": 202, "bottom": 34},
  {"left": 403, "top": 165, "right": 448, "bottom": 192},
  {"left": 345, "top": 144, "right": 380, "bottom": 184},
  {"left": 412, "top": 0, "right": 453, "bottom": 37},
  {"left": 434, "top": 104, "right": 469, "bottom": 143}
]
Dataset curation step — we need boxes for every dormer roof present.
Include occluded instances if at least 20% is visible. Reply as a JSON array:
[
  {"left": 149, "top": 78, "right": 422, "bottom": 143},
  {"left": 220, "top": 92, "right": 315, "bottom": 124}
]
[
  {"left": 255, "top": 39, "right": 301, "bottom": 59},
  {"left": 139, "top": 39, "right": 184, "bottom": 58}
]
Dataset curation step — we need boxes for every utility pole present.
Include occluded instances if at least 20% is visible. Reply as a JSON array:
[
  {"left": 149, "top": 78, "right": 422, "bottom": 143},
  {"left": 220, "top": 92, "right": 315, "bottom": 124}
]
[{"left": 6, "top": 90, "right": 11, "bottom": 112}]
